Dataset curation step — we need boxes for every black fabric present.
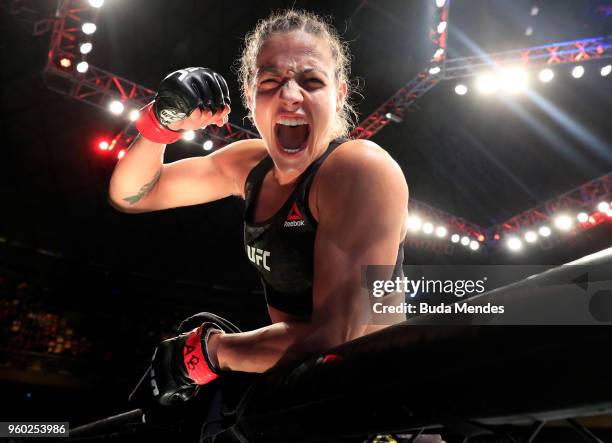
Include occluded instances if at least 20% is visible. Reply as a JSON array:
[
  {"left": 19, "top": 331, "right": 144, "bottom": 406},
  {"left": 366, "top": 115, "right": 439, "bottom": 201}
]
[{"left": 243, "top": 138, "right": 405, "bottom": 317}]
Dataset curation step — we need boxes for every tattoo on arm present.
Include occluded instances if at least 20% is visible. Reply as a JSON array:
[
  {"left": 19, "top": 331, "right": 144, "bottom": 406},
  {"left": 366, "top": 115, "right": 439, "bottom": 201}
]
[{"left": 122, "top": 169, "right": 162, "bottom": 205}]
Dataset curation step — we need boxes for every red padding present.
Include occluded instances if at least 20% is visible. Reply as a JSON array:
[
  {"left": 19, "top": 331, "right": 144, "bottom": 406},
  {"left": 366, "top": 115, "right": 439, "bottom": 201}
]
[
  {"left": 135, "top": 102, "right": 183, "bottom": 144},
  {"left": 183, "top": 325, "right": 219, "bottom": 385}
]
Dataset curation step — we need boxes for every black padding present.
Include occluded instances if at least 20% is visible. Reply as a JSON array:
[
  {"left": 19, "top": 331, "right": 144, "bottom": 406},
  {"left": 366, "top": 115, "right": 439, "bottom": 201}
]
[{"left": 177, "top": 312, "right": 241, "bottom": 335}]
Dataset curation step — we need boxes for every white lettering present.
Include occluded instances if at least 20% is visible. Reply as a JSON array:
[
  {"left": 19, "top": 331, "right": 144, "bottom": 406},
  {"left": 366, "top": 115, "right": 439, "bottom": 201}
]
[{"left": 246, "top": 245, "right": 271, "bottom": 272}]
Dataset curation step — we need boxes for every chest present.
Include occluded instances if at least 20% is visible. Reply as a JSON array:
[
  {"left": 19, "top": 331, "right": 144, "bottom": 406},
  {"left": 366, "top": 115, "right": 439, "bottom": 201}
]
[{"left": 252, "top": 170, "right": 320, "bottom": 223}]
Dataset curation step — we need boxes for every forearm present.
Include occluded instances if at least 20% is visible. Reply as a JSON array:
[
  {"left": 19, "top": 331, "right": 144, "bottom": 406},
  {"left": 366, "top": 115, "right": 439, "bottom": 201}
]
[
  {"left": 108, "top": 135, "right": 165, "bottom": 210},
  {"left": 210, "top": 321, "right": 340, "bottom": 373}
]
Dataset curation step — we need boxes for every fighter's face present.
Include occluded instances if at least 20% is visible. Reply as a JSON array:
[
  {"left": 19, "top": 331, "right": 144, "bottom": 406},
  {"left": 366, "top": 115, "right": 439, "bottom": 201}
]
[{"left": 249, "top": 30, "right": 346, "bottom": 182}]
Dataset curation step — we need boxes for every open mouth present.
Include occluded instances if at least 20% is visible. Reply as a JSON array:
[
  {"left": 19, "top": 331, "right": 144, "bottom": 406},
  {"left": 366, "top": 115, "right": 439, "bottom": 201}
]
[{"left": 274, "top": 121, "right": 310, "bottom": 155}]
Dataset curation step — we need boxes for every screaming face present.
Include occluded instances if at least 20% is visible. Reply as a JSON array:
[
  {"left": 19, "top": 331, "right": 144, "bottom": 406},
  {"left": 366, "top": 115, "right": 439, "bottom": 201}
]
[{"left": 249, "top": 30, "right": 346, "bottom": 183}]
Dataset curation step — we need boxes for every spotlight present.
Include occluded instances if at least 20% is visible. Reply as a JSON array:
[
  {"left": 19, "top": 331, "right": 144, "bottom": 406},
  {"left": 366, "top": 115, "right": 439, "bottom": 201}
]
[
  {"left": 476, "top": 74, "right": 499, "bottom": 94},
  {"left": 437, "top": 21, "right": 447, "bottom": 33},
  {"left": 98, "top": 140, "right": 109, "bottom": 150},
  {"left": 203, "top": 140, "right": 213, "bottom": 151},
  {"left": 507, "top": 237, "right": 522, "bottom": 251},
  {"left": 433, "top": 48, "right": 444, "bottom": 59},
  {"left": 554, "top": 215, "right": 573, "bottom": 231},
  {"left": 182, "top": 130, "right": 195, "bottom": 141},
  {"left": 539, "top": 68, "right": 554, "bottom": 83},
  {"left": 469, "top": 240, "right": 479, "bottom": 251},
  {"left": 117, "top": 149, "right": 126, "bottom": 160},
  {"left": 435, "top": 226, "right": 447, "bottom": 238},
  {"left": 601, "top": 65, "right": 612, "bottom": 77},
  {"left": 59, "top": 57, "right": 71, "bottom": 68},
  {"left": 435, "top": 0, "right": 446, "bottom": 7},
  {"left": 451, "top": 234, "right": 460, "bottom": 243},
  {"left": 82, "top": 22, "right": 97, "bottom": 35},
  {"left": 525, "top": 27, "right": 533, "bottom": 36},
  {"left": 129, "top": 110, "right": 140, "bottom": 122},
  {"left": 477, "top": 234, "right": 485, "bottom": 242},
  {"left": 384, "top": 112, "right": 403, "bottom": 123},
  {"left": 76, "top": 61, "right": 89, "bottom": 73},
  {"left": 607, "top": 209, "right": 612, "bottom": 218},
  {"left": 571, "top": 66, "right": 584, "bottom": 79},
  {"left": 576, "top": 212, "right": 589, "bottom": 223},
  {"left": 539, "top": 226, "right": 551, "bottom": 237},
  {"left": 109, "top": 100, "right": 125, "bottom": 115},
  {"left": 88, "top": 0, "right": 104, "bottom": 7},
  {"left": 429, "top": 66, "right": 441, "bottom": 75},
  {"left": 407, "top": 216, "right": 422, "bottom": 232},
  {"left": 423, "top": 222, "right": 434, "bottom": 235},
  {"left": 455, "top": 84, "right": 468, "bottom": 95},
  {"left": 460, "top": 236, "right": 470, "bottom": 246},
  {"left": 597, "top": 201, "right": 610, "bottom": 212},
  {"left": 530, "top": 6, "right": 539, "bottom": 16},
  {"left": 524, "top": 231, "right": 538, "bottom": 243},
  {"left": 500, "top": 67, "right": 528, "bottom": 93},
  {"left": 79, "top": 42, "right": 92, "bottom": 54}
]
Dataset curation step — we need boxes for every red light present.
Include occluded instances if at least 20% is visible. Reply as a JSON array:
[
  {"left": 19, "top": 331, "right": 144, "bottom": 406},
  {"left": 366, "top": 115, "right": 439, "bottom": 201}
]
[
  {"left": 477, "top": 234, "right": 485, "bottom": 242},
  {"left": 59, "top": 57, "right": 72, "bottom": 68},
  {"left": 117, "top": 149, "right": 126, "bottom": 160},
  {"left": 493, "top": 233, "right": 500, "bottom": 240},
  {"left": 98, "top": 140, "right": 109, "bottom": 150}
]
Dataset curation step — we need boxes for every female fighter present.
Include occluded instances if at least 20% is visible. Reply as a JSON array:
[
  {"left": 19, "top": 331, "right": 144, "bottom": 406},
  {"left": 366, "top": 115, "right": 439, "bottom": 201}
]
[{"left": 109, "top": 9, "right": 408, "bottom": 402}]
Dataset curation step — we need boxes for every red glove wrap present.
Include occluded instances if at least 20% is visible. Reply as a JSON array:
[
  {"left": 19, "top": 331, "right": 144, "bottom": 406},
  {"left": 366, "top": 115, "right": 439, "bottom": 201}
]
[
  {"left": 183, "top": 324, "right": 220, "bottom": 385},
  {"left": 135, "top": 102, "right": 183, "bottom": 144}
]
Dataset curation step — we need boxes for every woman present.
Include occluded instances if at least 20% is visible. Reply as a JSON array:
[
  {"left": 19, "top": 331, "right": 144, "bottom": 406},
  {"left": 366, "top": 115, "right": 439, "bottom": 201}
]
[{"left": 109, "top": 9, "right": 408, "bottom": 399}]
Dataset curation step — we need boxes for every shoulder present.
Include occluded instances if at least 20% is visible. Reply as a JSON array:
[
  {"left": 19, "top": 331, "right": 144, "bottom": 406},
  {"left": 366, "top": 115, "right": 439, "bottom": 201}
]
[
  {"left": 209, "top": 138, "right": 268, "bottom": 198},
  {"left": 318, "top": 139, "right": 407, "bottom": 193}
]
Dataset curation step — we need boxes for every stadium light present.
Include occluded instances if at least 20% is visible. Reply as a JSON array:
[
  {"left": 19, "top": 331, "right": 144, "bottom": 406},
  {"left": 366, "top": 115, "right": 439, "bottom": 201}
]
[
  {"left": 554, "top": 214, "right": 573, "bottom": 231},
  {"left": 79, "top": 42, "right": 93, "bottom": 54},
  {"left": 407, "top": 216, "right": 422, "bottom": 232},
  {"left": 76, "top": 61, "right": 89, "bottom": 73},
  {"left": 576, "top": 212, "right": 589, "bottom": 223},
  {"left": 203, "top": 140, "right": 213, "bottom": 151},
  {"left": 82, "top": 22, "right": 97, "bottom": 35},
  {"left": 507, "top": 237, "right": 522, "bottom": 251},
  {"left": 539, "top": 68, "right": 554, "bottom": 83},
  {"left": 538, "top": 226, "right": 551, "bottom": 237},
  {"left": 455, "top": 84, "right": 468, "bottom": 95},
  {"left": 423, "top": 222, "right": 434, "bottom": 235},
  {"left": 476, "top": 74, "right": 499, "bottom": 94},
  {"left": 572, "top": 66, "right": 584, "bottom": 79},
  {"left": 109, "top": 100, "right": 124, "bottom": 115}
]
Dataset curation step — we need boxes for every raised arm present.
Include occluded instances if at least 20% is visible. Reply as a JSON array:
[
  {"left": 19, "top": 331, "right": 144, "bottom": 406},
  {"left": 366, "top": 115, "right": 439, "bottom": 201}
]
[{"left": 107, "top": 67, "right": 263, "bottom": 213}]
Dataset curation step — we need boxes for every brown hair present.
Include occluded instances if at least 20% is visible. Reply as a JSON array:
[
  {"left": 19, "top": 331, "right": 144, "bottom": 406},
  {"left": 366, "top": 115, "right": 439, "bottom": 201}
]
[{"left": 236, "top": 9, "right": 358, "bottom": 139}]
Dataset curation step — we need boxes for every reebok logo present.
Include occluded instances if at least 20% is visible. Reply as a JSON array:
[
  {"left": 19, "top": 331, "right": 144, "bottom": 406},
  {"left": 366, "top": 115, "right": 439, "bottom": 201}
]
[{"left": 284, "top": 202, "right": 305, "bottom": 227}]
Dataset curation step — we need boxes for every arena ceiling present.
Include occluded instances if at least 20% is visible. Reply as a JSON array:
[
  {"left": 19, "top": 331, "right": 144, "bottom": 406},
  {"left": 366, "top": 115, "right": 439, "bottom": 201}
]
[{"left": 1, "top": 0, "right": 611, "bottom": 287}]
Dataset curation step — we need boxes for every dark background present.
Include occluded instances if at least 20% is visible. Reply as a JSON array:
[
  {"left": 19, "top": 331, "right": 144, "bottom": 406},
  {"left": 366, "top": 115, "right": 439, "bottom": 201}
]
[{"left": 0, "top": 0, "right": 611, "bottom": 436}]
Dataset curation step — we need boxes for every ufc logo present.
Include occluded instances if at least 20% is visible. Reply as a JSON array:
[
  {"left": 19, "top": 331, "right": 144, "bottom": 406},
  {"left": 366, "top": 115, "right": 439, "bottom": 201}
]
[{"left": 247, "top": 245, "right": 270, "bottom": 271}]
